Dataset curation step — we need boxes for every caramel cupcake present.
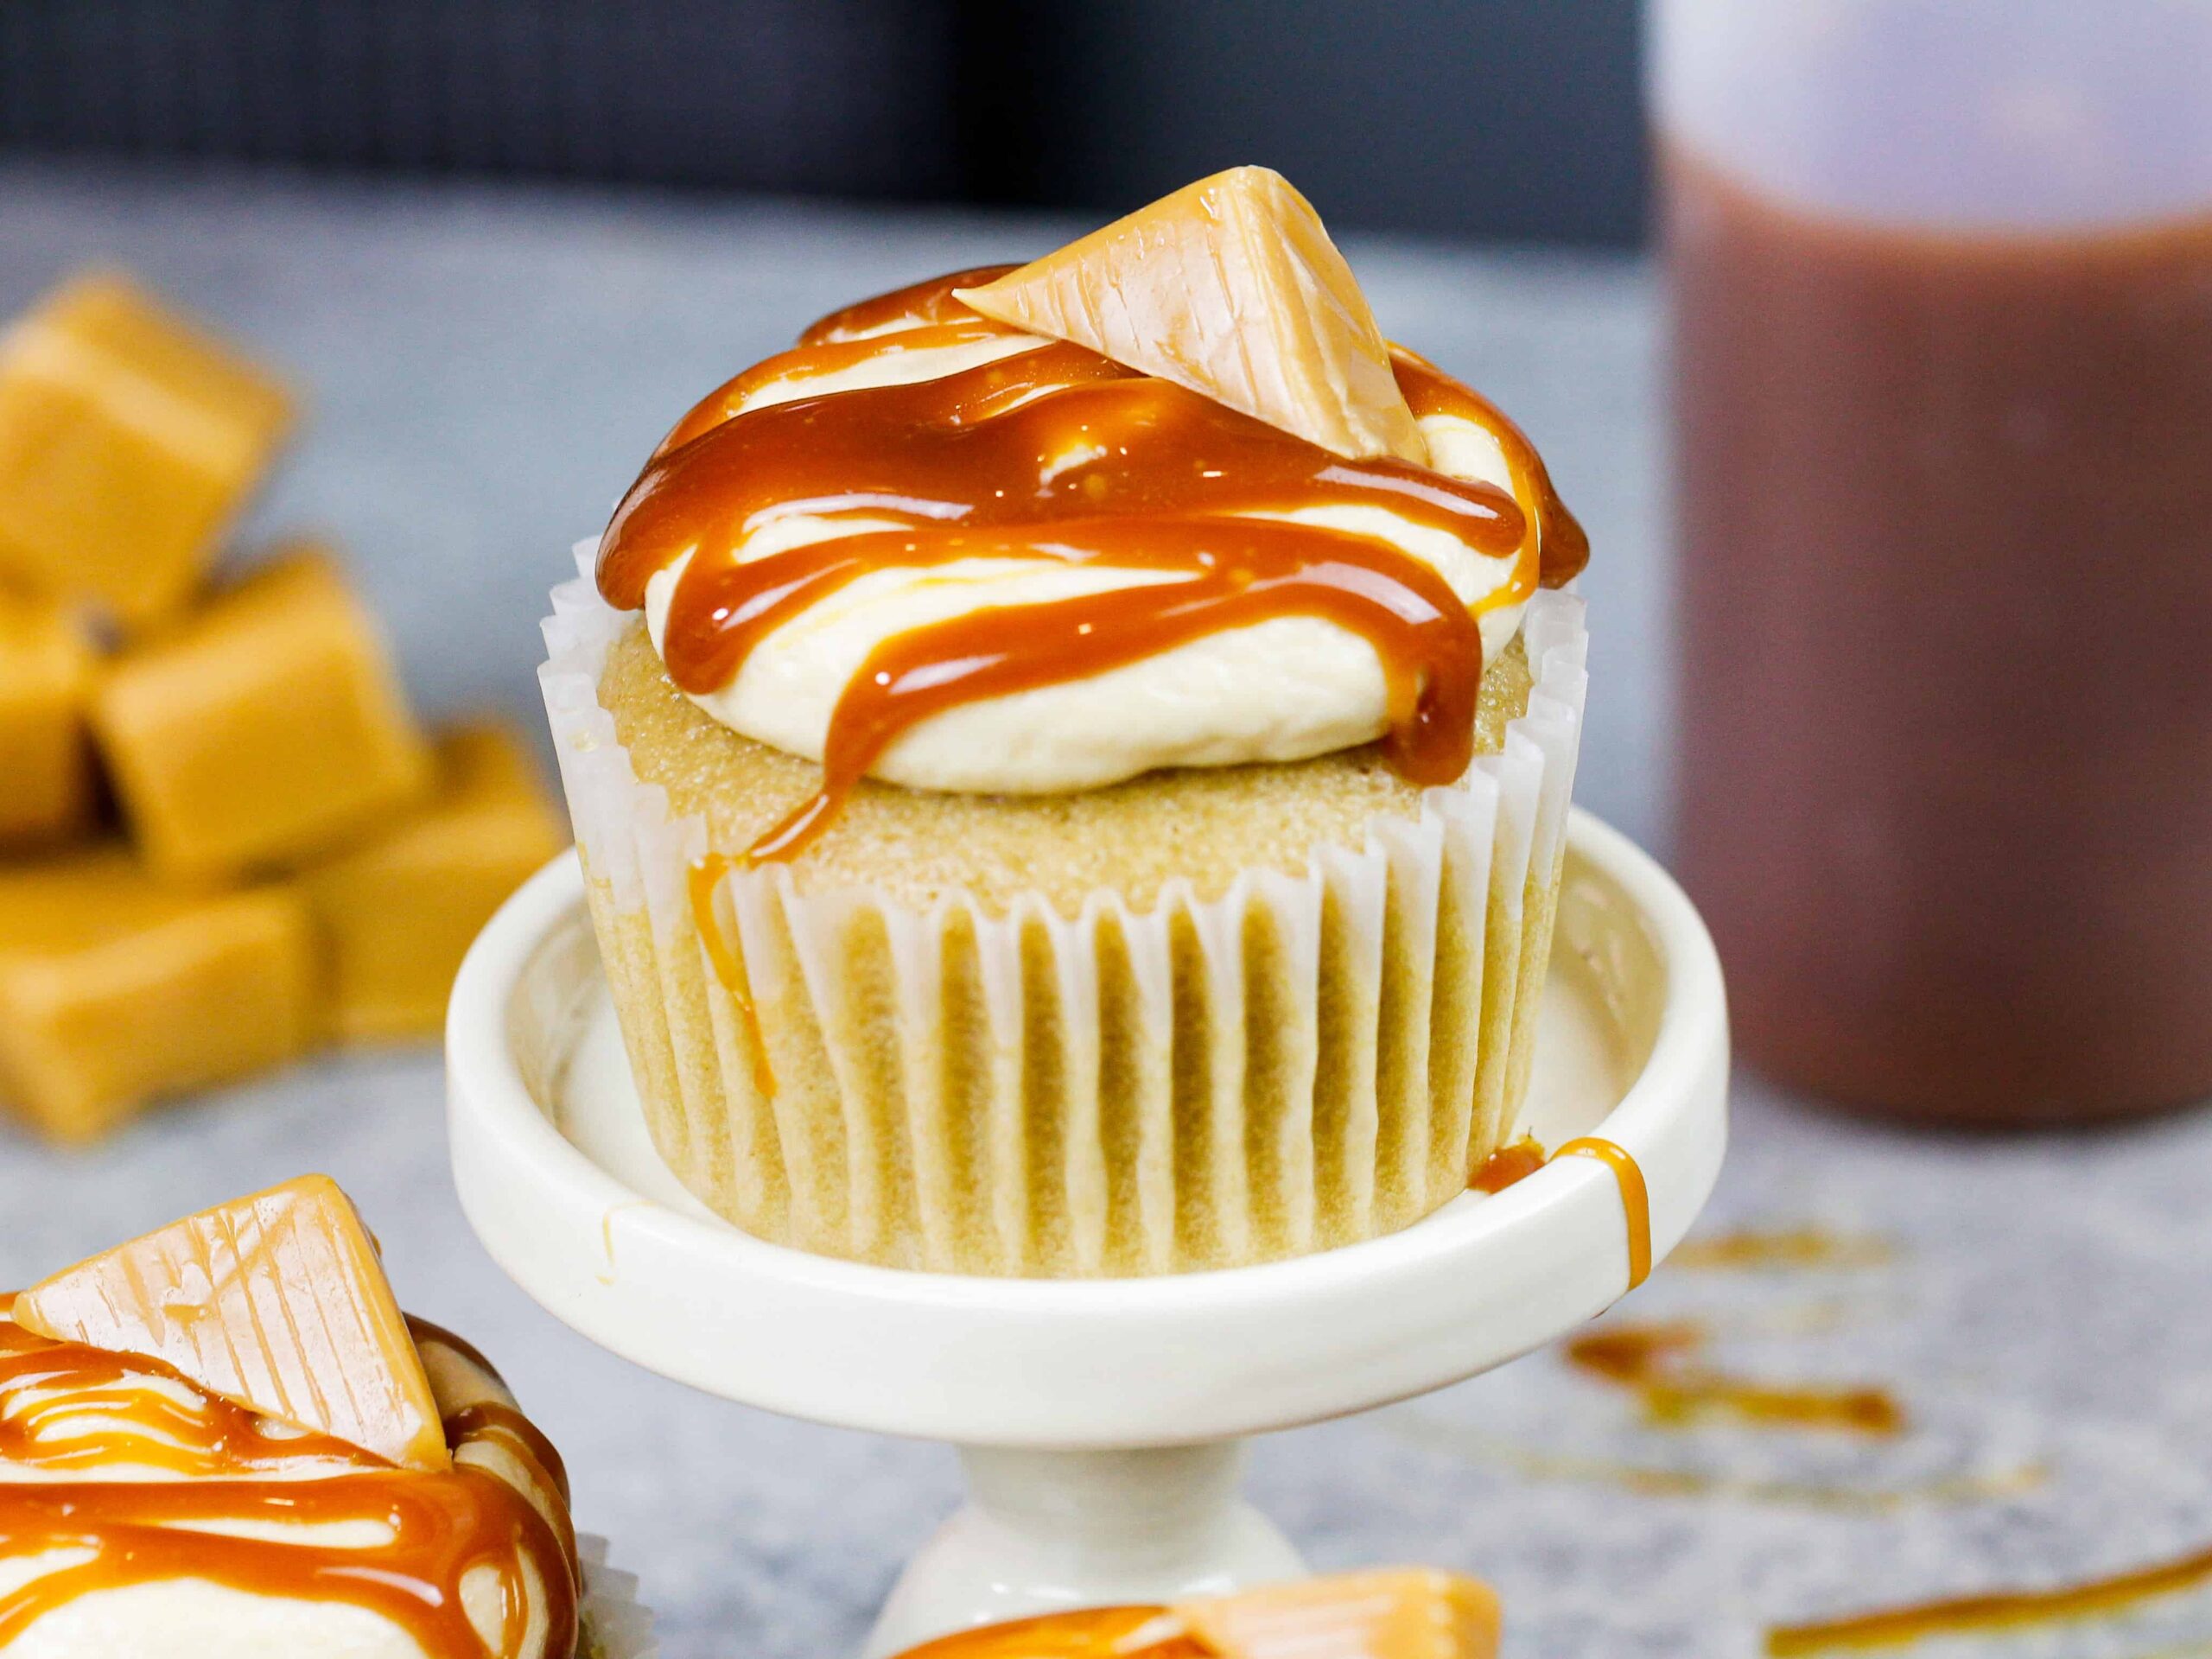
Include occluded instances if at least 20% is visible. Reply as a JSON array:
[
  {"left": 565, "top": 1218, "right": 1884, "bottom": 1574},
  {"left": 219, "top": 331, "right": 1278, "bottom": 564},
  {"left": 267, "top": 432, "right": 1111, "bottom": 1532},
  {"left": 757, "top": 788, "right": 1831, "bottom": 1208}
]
[
  {"left": 0, "top": 1177, "right": 638, "bottom": 1659},
  {"left": 542, "top": 166, "right": 1588, "bottom": 1275}
]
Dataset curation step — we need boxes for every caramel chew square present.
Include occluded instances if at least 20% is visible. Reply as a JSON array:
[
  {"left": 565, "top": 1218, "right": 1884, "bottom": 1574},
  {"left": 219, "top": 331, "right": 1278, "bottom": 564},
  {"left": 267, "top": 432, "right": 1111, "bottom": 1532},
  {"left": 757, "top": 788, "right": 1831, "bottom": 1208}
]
[
  {"left": 305, "top": 720, "right": 566, "bottom": 1041},
  {"left": 0, "top": 592, "right": 99, "bottom": 847},
  {"left": 94, "top": 549, "right": 433, "bottom": 881},
  {"left": 0, "top": 272, "right": 294, "bottom": 630},
  {"left": 0, "top": 849, "right": 315, "bottom": 1143}
]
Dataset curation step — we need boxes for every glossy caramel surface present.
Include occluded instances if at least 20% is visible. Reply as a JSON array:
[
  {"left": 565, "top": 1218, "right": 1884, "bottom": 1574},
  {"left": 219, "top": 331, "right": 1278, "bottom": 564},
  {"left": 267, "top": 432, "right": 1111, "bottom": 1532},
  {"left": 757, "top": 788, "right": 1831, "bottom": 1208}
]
[
  {"left": 0, "top": 1313, "right": 577, "bottom": 1658},
  {"left": 599, "top": 271, "right": 1583, "bottom": 862}
]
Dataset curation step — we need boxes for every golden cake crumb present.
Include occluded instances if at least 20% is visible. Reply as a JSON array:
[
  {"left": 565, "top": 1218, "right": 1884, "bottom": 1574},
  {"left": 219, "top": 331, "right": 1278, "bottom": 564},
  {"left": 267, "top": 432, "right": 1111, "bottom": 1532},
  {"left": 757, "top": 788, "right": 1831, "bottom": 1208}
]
[{"left": 597, "top": 619, "right": 1531, "bottom": 918}]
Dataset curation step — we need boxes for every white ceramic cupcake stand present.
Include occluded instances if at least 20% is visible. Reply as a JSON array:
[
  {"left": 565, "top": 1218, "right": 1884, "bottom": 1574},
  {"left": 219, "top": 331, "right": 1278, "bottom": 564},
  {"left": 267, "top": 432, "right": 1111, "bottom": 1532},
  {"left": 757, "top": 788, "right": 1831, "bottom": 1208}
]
[{"left": 447, "top": 808, "right": 1728, "bottom": 1657}]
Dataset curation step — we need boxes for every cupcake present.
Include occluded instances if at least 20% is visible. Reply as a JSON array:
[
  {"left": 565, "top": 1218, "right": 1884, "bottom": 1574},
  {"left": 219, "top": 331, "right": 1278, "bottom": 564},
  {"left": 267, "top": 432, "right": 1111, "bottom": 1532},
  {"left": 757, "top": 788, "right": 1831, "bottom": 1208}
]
[
  {"left": 542, "top": 166, "right": 1588, "bottom": 1276},
  {"left": 0, "top": 1177, "right": 645, "bottom": 1659}
]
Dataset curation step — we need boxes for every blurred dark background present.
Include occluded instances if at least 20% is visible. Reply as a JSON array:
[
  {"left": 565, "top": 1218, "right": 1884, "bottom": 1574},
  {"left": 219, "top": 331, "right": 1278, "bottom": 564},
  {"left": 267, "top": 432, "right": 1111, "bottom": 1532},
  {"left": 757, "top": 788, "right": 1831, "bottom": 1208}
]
[{"left": 0, "top": 0, "right": 1647, "bottom": 245}]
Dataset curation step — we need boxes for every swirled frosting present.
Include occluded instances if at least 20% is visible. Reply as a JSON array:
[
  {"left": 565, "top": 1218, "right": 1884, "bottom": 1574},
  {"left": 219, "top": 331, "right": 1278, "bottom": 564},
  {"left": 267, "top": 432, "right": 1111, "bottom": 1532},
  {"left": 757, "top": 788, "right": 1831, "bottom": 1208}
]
[
  {"left": 0, "top": 1310, "right": 577, "bottom": 1659},
  {"left": 599, "top": 265, "right": 1583, "bottom": 863}
]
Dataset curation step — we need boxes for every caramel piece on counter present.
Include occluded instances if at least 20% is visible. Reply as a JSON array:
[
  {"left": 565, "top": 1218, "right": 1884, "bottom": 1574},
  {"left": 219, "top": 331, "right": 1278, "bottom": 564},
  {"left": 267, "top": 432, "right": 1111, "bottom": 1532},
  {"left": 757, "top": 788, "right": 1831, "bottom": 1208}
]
[
  {"left": 0, "top": 848, "right": 315, "bottom": 1142},
  {"left": 305, "top": 721, "right": 567, "bottom": 1042},
  {"left": 893, "top": 1571, "right": 1503, "bottom": 1659},
  {"left": 0, "top": 592, "right": 99, "bottom": 846},
  {"left": 94, "top": 548, "right": 432, "bottom": 880},
  {"left": 1175, "top": 1570, "right": 1503, "bottom": 1659},
  {"left": 957, "top": 166, "right": 1427, "bottom": 465},
  {"left": 13, "top": 1173, "right": 450, "bottom": 1471},
  {"left": 0, "top": 271, "right": 294, "bottom": 629}
]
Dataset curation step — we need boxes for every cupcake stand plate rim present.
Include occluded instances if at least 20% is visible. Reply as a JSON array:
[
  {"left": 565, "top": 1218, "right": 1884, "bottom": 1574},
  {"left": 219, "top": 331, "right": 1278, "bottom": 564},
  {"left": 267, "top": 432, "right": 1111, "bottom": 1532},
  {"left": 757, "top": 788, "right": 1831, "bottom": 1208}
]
[{"left": 446, "top": 806, "right": 1729, "bottom": 1654}]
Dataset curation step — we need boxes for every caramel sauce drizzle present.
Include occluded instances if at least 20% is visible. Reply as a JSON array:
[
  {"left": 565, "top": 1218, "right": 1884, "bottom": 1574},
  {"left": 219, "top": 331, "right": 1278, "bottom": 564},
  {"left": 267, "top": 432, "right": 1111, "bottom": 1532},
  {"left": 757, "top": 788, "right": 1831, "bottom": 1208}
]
[
  {"left": 686, "top": 851, "right": 776, "bottom": 1096},
  {"left": 1765, "top": 1540, "right": 2212, "bottom": 1656},
  {"left": 1467, "top": 1135, "right": 1650, "bottom": 1291},
  {"left": 1669, "top": 1228, "right": 1896, "bottom": 1273},
  {"left": 1566, "top": 1322, "right": 1905, "bottom": 1437},
  {"left": 0, "top": 1319, "right": 577, "bottom": 1659},
  {"left": 1555, "top": 1137, "right": 1651, "bottom": 1290},
  {"left": 598, "top": 268, "right": 1586, "bottom": 873},
  {"left": 1470, "top": 1135, "right": 1548, "bottom": 1193}
]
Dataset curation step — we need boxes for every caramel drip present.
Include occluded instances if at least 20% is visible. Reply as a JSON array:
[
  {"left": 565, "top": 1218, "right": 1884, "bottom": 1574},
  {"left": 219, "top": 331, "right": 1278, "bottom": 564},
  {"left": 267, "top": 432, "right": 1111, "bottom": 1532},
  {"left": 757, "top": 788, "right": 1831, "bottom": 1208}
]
[
  {"left": 0, "top": 1473, "right": 575, "bottom": 1656},
  {"left": 1469, "top": 1136, "right": 1548, "bottom": 1193},
  {"left": 687, "top": 852, "right": 777, "bottom": 1096},
  {"left": 446, "top": 1401, "right": 573, "bottom": 1513},
  {"left": 1555, "top": 1137, "right": 1652, "bottom": 1290},
  {"left": 405, "top": 1314, "right": 504, "bottom": 1388},
  {"left": 1765, "top": 1541, "right": 2212, "bottom": 1656},
  {"left": 1566, "top": 1322, "right": 1905, "bottom": 1437},
  {"left": 596, "top": 270, "right": 1584, "bottom": 866},
  {"left": 1465, "top": 1136, "right": 1649, "bottom": 1291},
  {"left": 0, "top": 1326, "right": 577, "bottom": 1659}
]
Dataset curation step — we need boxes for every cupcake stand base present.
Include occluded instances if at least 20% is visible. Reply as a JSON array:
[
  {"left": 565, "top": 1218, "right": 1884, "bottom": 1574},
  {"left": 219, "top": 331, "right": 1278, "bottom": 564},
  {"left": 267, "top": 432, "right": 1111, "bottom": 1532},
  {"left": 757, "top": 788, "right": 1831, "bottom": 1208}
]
[{"left": 447, "top": 809, "right": 1729, "bottom": 1658}]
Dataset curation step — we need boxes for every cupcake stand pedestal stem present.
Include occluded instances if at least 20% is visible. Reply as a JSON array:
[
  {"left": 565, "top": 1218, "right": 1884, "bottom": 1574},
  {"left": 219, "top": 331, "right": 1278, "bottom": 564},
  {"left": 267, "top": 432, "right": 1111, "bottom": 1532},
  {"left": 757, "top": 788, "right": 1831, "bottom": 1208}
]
[
  {"left": 874, "top": 1445, "right": 1302, "bottom": 1658},
  {"left": 448, "top": 810, "right": 1730, "bottom": 1656}
]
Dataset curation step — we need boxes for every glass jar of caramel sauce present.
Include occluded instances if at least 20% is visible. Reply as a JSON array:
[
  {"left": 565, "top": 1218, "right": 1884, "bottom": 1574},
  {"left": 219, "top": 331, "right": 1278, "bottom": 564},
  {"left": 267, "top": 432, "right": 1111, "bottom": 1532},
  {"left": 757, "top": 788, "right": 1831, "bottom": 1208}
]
[{"left": 1654, "top": 0, "right": 2212, "bottom": 1123}]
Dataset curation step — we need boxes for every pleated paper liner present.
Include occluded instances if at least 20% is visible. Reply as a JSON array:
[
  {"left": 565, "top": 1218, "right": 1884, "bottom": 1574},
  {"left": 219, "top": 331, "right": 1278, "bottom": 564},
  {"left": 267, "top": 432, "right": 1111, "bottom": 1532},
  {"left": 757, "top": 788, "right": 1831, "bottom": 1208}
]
[
  {"left": 541, "top": 546, "right": 1586, "bottom": 1276},
  {"left": 579, "top": 1534, "right": 658, "bottom": 1659}
]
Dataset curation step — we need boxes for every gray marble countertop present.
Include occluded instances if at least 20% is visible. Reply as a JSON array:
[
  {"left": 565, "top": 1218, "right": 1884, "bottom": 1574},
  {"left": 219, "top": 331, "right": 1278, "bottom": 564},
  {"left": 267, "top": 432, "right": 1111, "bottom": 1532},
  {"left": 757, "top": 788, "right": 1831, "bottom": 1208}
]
[{"left": 3, "top": 162, "right": 2209, "bottom": 1659}]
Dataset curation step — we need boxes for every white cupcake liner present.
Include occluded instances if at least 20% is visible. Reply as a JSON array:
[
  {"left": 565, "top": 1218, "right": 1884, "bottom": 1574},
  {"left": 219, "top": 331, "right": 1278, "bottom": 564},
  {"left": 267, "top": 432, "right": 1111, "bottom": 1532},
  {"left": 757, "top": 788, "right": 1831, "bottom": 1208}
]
[
  {"left": 578, "top": 1533, "right": 658, "bottom": 1659},
  {"left": 540, "top": 543, "right": 1586, "bottom": 1275}
]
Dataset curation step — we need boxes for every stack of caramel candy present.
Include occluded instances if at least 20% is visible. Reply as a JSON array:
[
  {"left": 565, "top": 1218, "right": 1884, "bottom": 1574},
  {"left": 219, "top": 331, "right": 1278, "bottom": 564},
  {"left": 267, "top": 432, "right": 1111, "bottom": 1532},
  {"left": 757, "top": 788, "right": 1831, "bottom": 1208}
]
[{"left": 0, "top": 271, "right": 565, "bottom": 1144}]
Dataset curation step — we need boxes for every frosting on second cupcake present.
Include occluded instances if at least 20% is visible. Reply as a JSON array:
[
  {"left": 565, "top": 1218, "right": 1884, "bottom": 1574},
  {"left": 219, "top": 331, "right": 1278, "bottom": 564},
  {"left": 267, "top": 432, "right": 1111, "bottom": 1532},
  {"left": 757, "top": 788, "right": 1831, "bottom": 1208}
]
[
  {"left": 597, "top": 174, "right": 1584, "bottom": 862},
  {"left": 0, "top": 1309, "right": 578, "bottom": 1659}
]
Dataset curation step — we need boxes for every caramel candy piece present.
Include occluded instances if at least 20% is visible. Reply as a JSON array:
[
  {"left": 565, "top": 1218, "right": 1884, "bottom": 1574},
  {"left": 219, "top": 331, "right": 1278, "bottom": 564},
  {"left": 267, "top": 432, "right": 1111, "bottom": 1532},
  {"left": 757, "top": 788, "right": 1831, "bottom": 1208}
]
[
  {"left": 957, "top": 167, "right": 1427, "bottom": 465},
  {"left": 13, "top": 1174, "right": 450, "bottom": 1471},
  {"left": 94, "top": 548, "right": 433, "bottom": 880},
  {"left": 893, "top": 1571, "right": 1502, "bottom": 1659},
  {"left": 0, "top": 271, "right": 294, "bottom": 629},
  {"left": 0, "top": 591, "right": 99, "bottom": 846},
  {"left": 1173, "top": 1570, "right": 1503, "bottom": 1659},
  {"left": 305, "top": 721, "right": 567, "bottom": 1042},
  {"left": 894, "top": 1606, "right": 1182, "bottom": 1659},
  {"left": 0, "top": 849, "right": 315, "bottom": 1142}
]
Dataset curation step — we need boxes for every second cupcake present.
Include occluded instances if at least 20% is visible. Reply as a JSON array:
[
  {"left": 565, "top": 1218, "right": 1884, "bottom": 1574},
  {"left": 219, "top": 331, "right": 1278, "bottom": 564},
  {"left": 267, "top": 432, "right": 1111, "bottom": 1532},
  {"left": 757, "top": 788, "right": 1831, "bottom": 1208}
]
[{"left": 542, "top": 165, "right": 1589, "bottom": 1276}]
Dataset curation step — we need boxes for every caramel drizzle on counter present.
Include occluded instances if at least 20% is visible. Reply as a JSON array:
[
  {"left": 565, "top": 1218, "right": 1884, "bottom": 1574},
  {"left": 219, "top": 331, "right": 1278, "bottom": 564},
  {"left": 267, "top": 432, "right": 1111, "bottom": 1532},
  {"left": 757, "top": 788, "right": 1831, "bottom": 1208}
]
[
  {"left": 1566, "top": 1322, "right": 1905, "bottom": 1437},
  {"left": 0, "top": 1321, "right": 577, "bottom": 1659},
  {"left": 599, "top": 266, "right": 1586, "bottom": 872},
  {"left": 1468, "top": 1135, "right": 1651, "bottom": 1291},
  {"left": 1765, "top": 1540, "right": 2212, "bottom": 1656}
]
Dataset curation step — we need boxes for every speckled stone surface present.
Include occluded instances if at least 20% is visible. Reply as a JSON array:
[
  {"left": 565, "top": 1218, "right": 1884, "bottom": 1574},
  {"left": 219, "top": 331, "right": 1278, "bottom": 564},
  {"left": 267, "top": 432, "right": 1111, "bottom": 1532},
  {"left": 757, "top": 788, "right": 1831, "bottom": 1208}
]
[{"left": 3, "top": 163, "right": 2209, "bottom": 1659}]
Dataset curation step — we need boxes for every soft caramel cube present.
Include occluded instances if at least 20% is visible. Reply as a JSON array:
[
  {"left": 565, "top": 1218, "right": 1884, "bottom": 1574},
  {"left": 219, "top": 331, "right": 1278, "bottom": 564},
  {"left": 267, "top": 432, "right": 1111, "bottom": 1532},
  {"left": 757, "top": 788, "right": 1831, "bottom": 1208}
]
[
  {"left": 1175, "top": 1571, "right": 1503, "bottom": 1659},
  {"left": 957, "top": 167, "right": 1427, "bottom": 464},
  {"left": 94, "top": 549, "right": 432, "bottom": 880},
  {"left": 14, "top": 1173, "right": 449, "bottom": 1471},
  {"left": 0, "top": 848, "right": 314, "bottom": 1142},
  {"left": 0, "top": 272, "right": 294, "bottom": 629},
  {"left": 0, "top": 592, "right": 99, "bottom": 845},
  {"left": 305, "top": 721, "right": 566, "bottom": 1042}
]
